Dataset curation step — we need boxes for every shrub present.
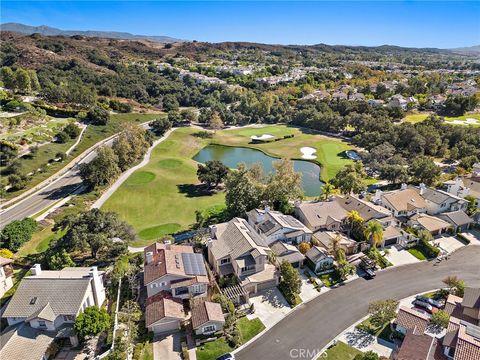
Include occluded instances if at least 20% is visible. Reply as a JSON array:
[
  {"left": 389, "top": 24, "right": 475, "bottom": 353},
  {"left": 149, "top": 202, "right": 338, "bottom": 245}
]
[
  {"left": 430, "top": 310, "right": 449, "bottom": 328},
  {"left": 0, "top": 217, "right": 37, "bottom": 251}
]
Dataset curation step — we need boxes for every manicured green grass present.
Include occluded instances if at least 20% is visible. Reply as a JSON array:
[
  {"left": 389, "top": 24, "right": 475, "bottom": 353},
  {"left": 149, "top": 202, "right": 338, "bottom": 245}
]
[
  {"left": 103, "top": 125, "right": 354, "bottom": 244},
  {"left": 321, "top": 341, "right": 362, "bottom": 360},
  {"left": 196, "top": 338, "right": 232, "bottom": 360},
  {"left": 319, "top": 270, "right": 342, "bottom": 287},
  {"left": 238, "top": 317, "right": 265, "bottom": 343},
  {"left": 356, "top": 317, "right": 393, "bottom": 342},
  {"left": 407, "top": 246, "right": 430, "bottom": 260},
  {"left": 403, "top": 113, "right": 430, "bottom": 124},
  {"left": 16, "top": 225, "right": 66, "bottom": 258}
]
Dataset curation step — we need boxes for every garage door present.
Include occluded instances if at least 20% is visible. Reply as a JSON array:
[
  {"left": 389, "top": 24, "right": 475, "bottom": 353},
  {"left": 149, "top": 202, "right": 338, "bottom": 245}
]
[
  {"left": 257, "top": 279, "right": 278, "bottom": 292},
  {"left": 153, "top": 319, "right": 180, "bottom": 334},
  {"left": 384, "top": 237, "right": 398, "bottom": 246}
]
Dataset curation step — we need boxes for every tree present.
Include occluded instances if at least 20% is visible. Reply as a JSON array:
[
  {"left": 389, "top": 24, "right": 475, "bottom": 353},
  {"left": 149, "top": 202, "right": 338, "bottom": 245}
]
[
  {"left": 0, "top": 140, "right": 18, "bottom": 166},
  {"left": 162, "top": 94, "right": 179, "bottom": 111},
  {"left": 7, "top": 174, "right": 28, "bottom": 191},
  {"left": 53, "top": 208, "right": 135, "bottom": 258},
  {"left": 209, "top": 111, "right": 224, "bottom": 133},
  {"left": 1, "top": 66, "right": 16, "bottom": 89},
  {"left": 409, "top": 156, "right": 441, "bottom": 186},
  {"left": 331, "top": 162, "right": 367, "bottom": 194},
  {"left": 225, "top": 164, "right": 264, "bottom": 217},
  {"left": 319, "top": 182, "right": 338, "bottom": 201},
  {"left": 79, "top": 146, "right": 121, "bottom": 188},
  {"left": 55, "top": 131, "right": 70, "bottom": 144},
  {"left": 278, "top": 261, "right": 301, "bottom": 304},
  {"left": 167, "top": 110, "right": 182, "bottom": 124},
  {"left": 0, "top": 218, "right": 37, "bottom": 252},
  {"left": 74, "top": 306, "right": 110, "bottom": 341},
  {"left": 63, "top": 123, "right": 81, "bottom": 139},
  {"left": 368, "top": 299, "right": 399, "bottom": 328},
  {"left": 364, "top": 220, "right": 384, "bottom": 248},
  {"left": 264, "top": 159, "right": 304, "bottom": 212},
  {"left": 298, "top": 242, "right": 311, "bottom": 254},
  {"left": 197, "top": 160, "right": 230, "bottom": 188},
  {"left": 15, "top": 68, "right": 31, "bottom": 94},
  {"left": 346, "top": 210, "right": 364, "bottom": 237},
  {"left": 442, "top": 275, "right": 465, "bottom": 297},
  {"left": 430, "top": 310, "right": 449, "bottom": 329},
  {"left": 88, "top": 106, "right": 110, "bottom": 125},
  {"left": 354, "top": 351, "right": 379, "bottom": 360},
  {"left": 112, "top": 124, "right": 149, "bottom": 171},
  {"left": 46, "top": 249, "right": 75, "bottom": 270},
  {"left": 150, "top": 117, "right": 172, "bottom": 136}
]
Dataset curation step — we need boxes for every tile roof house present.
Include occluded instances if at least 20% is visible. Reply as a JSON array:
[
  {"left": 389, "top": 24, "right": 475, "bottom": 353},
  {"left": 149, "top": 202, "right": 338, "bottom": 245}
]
[
  {"left": 191, "top": 301, "right": 225, "bottom": 335},
  {"left": 393, "top": 306, "right": 431, "bottom": 336},
  {"left": 408, "top": 213, "right": 452, "bottom": 236},
  {"left": 208, "top": 218, "right": 278, "bottom": 295},
  {"left": 305, "top": 246, "right": 334, "bottom": 274},
  {"left": 143, "top": 243, "right": 209, "bottom": 299},
  {"left": 269, "top": 240, "right": 305, "bottom": 268},
  {"left": 417, "top": 184, "right": 468, "bottom": 215},
  {"left": 247, "top": 207, "right": 312, "bottom": 245},
  {"left": 445, "top": 176, "right": 480, "bottom": 210},
  {"left": 0, "top": 256, "right": 14, "bottom": 298},
  {"left": 312, "top": 231, "right": 359, "bottom": 256},
  {"left": 145, "top": 292, "right": 185, "bottom": 334},
  {"left": 374, "top": 186, "right": 428, "bottom": 217},
  {"left": 2, "top": 265, "right": 105, "bottom": 359},
  {"left": 437, "top": 211, "right": 473, "bottom": 232},
  {"left": 392, "top": 330, "right": 444, "bottom": 360}
]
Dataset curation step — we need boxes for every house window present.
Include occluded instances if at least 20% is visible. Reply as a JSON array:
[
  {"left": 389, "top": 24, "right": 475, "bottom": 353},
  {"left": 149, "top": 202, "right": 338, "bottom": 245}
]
[
  {"left": 63, "top": 315, "right": 75, "bottom": 322},
  {"left": 38, "top": 320, "right": 47, "bottom": 328},
  {"left": 203, "top": 325, "right": 216, "bottom": 334},
  {"left": 241, "top": 265, "right": 255, "bottom": 273},
  {"left": 220, "top": 258, "right": 231, "bottom": 265}
]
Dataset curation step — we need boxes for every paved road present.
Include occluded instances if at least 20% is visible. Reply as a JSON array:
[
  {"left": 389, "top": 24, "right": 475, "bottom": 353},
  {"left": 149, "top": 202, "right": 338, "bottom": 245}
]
[{"left": 237, "top": 245, "right": 480, "bottom": 360}]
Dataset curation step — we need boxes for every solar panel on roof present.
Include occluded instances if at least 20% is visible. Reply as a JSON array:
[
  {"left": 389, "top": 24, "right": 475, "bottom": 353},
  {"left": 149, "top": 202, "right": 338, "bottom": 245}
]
[{"left": 182, "top": 253, "right": 207, "bottom": 276}]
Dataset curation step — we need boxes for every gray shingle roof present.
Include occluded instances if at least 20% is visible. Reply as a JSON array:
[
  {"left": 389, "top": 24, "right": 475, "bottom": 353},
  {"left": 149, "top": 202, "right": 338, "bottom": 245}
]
[
  {"left": 3, "top": 278, "right": 91, "bottom": 318},
  {"left": 437, "top": 211, "right": 473, "bottom": 227},
  {"left": 0, "top": 323, "right": 56, "bottom": 360},
  {"left": 305, "top": 246, "right": 332, "bottom": 264},
  {"left": 462, "top": 287, "right": 480, "bottom": 309}
]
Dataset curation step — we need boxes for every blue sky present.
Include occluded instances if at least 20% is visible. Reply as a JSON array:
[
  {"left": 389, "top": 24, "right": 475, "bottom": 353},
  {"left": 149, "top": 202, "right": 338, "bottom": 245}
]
[{"left": 1, "top": 1, "right": 479, "bottom": 48}]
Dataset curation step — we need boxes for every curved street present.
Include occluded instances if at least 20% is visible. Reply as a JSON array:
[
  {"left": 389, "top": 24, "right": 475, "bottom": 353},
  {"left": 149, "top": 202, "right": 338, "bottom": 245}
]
[{"left": 236, "top": 245, "right": 480, "bottom": 360}]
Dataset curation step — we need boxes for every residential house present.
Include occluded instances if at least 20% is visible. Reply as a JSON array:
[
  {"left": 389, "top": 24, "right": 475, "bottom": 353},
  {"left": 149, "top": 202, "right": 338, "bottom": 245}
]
[
  {"left": 312, "top": 231, "right": 359, "bottom": 256},
  {"left": 305, "top": 246, "right": 334, "bottom": 274},
  {"left": 437, "top": 211, "right": 473, "bottom": 232},
  {"left": 247, "top": 207, "right": 312, "bottom": 245},
  {"left": 336, "top": 195, "right": 392, "bottom": 223},
  {"left": 191, "top": 301, "right": 225, "bottom": 335},
  {"left": 374, "top": 185, "right": 428, "bottom": 218},
  {"left": 269, "top": 240, "right": 305, "bottom": 268},
  {"left": 393, "top": 306, "right": 431, "bottom": 336},
  {"left": 208, "top": 218, "right": 278, "bottom": 294},
  {"left": 392, "top": 330, "right": 443, "bottom": 360},
  {"left": 300, "top": 90, "right": 330, "bottom": 101},
  {"left": 417, "top": 184, "right": 468, "bottom": 215},
  {"left": 367, "top": 99, "right": 385, "bottom": 107},
  {"left": 348, "top": 92, "right": 366, "bottom": 102},
  {"left": 408, "top": 213, "right": 452, "bottom": 236},
  {"left": 0, "top": 256, "right": 14, "bottom": 298},
  {"left": 1, "top": 265, "right": 105, "bottom": 359},
  {"left": 445, "top": 174, "right": 480, "bottom": 210},
  {"left": 294, "top": 199, "right": 349, "bottom": 232},
  {"left": 388, "top": 94, "right": 409, "bottom": 110},
  {"left": 144, "top": 243, "right": 209, "bottom": 299},
  {"left": 145, "top": 292, "right": 185, "bottom": 334},
  {"left": 427, "top": 94, "right": 446, "bottom": 110},
  {"left": 332, "top": 91, "right": 348, "bottom": 100},
  {"left": 442, "top": 288, "right": 480, "bottom": 359}
]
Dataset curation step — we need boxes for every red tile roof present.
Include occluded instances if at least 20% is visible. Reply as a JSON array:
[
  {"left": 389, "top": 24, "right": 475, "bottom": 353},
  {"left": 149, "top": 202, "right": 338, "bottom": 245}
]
[
  {"left": 145, "top": 292, "right": 184, "bottom": 327},
  {"left": 395, "top": 306, "right": 430, "bottom": 334},
  {"left": 191, "top": 301, "right": 225, "bottom": 329}
]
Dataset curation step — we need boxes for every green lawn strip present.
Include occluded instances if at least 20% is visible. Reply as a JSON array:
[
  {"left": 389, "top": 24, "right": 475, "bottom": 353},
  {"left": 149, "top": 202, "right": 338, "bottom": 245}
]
[
  {"left": 103, "top": 125, "right": 353, "bottom": 242},
  {"left": 318, "top": 270, "right": 342, "bottom": 288},
  {"left": 407, "top": 247, "right": 427, "bottom": 260},
  {"left": 196, "top": 338, "right": 232, "bottom": 360},
  {"left": 16, "top": 225, "right": 66, "bottom": 258},
  {"left": 444, "top": 113, "right": 480, "bottom": 121},
  {"left": 403, "top": 113, "right": 431, "bottom": 124},
  {"left": 321, "top": 341, "right": 362, "bottom": 360},
  {"left": 356, "top": 317, "right": 393, "bottom": 342},
  {"left": 238, "top": 317, "right": 265, "bottom": 343}
]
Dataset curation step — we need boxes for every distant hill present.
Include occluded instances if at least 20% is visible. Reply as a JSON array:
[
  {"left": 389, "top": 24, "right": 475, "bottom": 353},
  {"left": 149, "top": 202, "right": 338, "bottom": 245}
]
[
  {"left": 450, "top": 45, "right": 480, "bottom": 55},
  {"left": 0, "top": 22, "right": 183, "bottom": 43}
]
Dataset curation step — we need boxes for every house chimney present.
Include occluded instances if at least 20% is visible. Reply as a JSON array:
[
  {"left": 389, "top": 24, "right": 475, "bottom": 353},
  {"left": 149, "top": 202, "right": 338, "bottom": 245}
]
[
  {"left": 401, "top": 183, "right": 407, "bottom": 190},
  {"left": 30, "top": 264, "right": 42, "bottom": 276},
  {"left": 89, "top": 267, "right": 105, "bottom": 307},
  {"left": 419, "top": 183, "right": 426, "bottom": 195},
  {"left": 265, "top": 205, "right": 270, "bottom": 213},
  {"left": 373, "top": 189, "right": 383, "bottom": 204},
  {"left": 210, "top": 225, "right": 217, "bottom": 239},
  {"left": 145, "top": 251, "right": 154, "bottom": 264}
]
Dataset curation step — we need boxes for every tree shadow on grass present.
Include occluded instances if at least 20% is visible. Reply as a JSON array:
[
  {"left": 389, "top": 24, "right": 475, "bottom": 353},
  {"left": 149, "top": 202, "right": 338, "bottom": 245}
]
[{"left": 177, "top": 183, "right": 214, "bottom": 198}]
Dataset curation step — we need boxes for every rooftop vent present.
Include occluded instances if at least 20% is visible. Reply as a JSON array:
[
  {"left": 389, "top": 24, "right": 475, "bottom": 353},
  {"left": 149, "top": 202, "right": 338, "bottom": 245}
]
[{"left": 30, "top": 297, "right": 37, "bottom": 305}]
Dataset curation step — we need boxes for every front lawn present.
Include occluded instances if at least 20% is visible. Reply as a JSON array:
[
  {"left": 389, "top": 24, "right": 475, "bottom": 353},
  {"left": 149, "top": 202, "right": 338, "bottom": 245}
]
[
  {"left": 318, "top": 270, "right": 342, "bottom": 287},
  {"left": 356, "top": 317, "right": 393, "bottom": 342},
  {"left": 407, "top": 247, "right": 428, "bottom": 260},
  {"left": 321, "top": 341, "right": 362, "bottom": 360},
  {"left": 238, "top": 316, "right": 265, "bottom": 343}
]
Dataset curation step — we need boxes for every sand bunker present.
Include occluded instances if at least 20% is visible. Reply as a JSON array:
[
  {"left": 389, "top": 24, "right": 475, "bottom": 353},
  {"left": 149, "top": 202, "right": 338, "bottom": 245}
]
[
  {"left": 250, "top": 134, "right": 274, "bottom": 140},
  {"left": 446, "top": 118, "right": 479, "bottom": 126},
  {"left": 301, "top": 146, "right": 317, "bottom": 159}
]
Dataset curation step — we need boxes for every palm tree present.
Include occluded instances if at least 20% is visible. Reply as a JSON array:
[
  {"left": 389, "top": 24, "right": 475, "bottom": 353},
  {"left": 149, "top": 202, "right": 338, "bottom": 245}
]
[
  {"left": 346, "top": 210, "right": 363, "bottom": 236},
  {"left": 330, "top": 234, "right": 342, "bottom": 257},
  {"left": 364, "top": 220, "right": 384, "bottom": 248},
  {"left": 267, "top": 251, "right": 278, "bottom": 265},
  {"left": 320, "top": 182, "right": 338, "bottom": 201}
]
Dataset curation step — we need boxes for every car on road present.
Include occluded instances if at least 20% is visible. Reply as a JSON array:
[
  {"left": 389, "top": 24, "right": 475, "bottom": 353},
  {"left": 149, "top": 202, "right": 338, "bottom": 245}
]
[
  {"left": 415, "top": 295, "right": 443, "bottom": 309},
  {"left": 413, "top": 300, "right": 438, "bottom": 314},
  {"left": 216, "top": 353, "right": 235, "bottom": 360},
  {"left": 359, "top": 257, "right": 376, "bottom": 279}
]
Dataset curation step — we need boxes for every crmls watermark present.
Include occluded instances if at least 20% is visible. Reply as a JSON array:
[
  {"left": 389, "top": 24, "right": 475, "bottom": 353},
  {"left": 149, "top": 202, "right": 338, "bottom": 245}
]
[{"left": 289, "top": 348, "right": 322, "bottom": 359}]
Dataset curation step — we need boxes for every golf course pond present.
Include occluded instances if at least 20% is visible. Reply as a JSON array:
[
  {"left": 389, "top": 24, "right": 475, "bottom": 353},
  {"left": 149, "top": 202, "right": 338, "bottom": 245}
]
[{"left": 193, "top": 144, "right": 323, "bottom": 197}]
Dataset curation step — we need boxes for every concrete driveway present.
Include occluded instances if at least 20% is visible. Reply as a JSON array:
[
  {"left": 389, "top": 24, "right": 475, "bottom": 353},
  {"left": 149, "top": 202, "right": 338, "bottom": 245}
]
[
  {"left": 299, "top": 271, "right": 323, "bottom": 302},
  {"left": 247, "top": 287, "right": 290, "bottom": 328},
  {"left": 436, "top": 235, "right": 465, "bottom": 253},
  {"left": 385, "top": 245, "right": 421, "bottom": 266},
  {"left": 153, "top": 332, "right": 182, "bottom": 360},
  {"left": 460, "top": 229, "right": 480, "bottom": 245}
]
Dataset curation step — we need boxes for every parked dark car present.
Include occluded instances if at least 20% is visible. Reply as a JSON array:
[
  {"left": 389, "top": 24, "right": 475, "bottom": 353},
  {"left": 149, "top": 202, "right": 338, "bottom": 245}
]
[
  {"left": 415, "top": 295, "right": 443, "bottom": 309},
  {"left": 360, "top": 257, "right": 376, "bottom": 279},
  {"left": 217, "top": 353, "right": 235, "bottom": 360},
  {"left": 413, "top": 300, "right": 437, "bottom": 314}
]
